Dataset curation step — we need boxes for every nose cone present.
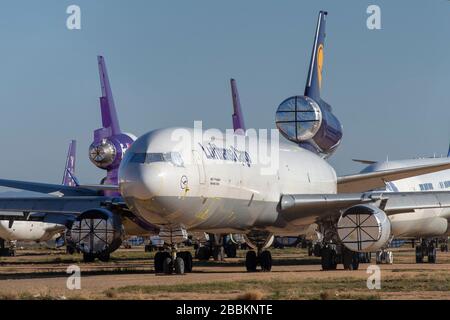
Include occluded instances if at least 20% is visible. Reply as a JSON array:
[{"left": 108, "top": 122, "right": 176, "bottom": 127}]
[{"left": 119, "top": 159, "right": 164, "bottom": 201}]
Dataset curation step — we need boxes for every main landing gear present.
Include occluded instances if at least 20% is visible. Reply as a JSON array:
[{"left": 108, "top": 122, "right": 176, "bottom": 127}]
[
  {"left": 415, "top": 239, "right": 437, "bottom": 263},
  {"left": 245, "top": 249, "right": 272, "bottom": 272},
  {"left": 154, "top": 245, "right": 193, "bottom": 275},
  {"left": 0, "top": 239, "right": 15, "bottom": 257}
]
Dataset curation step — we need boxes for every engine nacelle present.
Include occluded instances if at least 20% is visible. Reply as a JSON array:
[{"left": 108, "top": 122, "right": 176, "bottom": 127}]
[
  {"left": 89, "top": 133, "right": 135, "bottom": 170},
  {"left": 275, "top": 96, "right": 342, "bottom": 157},
  {"left": 337, "top": 204, "right": 391, "bottom": 253},
  {"left": 66, "top": 208, "right": 124, "bottom": 256}
]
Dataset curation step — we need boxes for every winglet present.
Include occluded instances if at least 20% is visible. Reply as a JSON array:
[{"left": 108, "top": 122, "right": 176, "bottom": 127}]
[
  {"left": 304, "top": 11, "right": 327, "bottom": 101},
  {"left": 97, "top": 55, "right": 121, "bottom": 136},
  {"left": 230, "top": 78, "right": 246, "bottom": 134},
  {"left": 62, "top": 140, "right": 79, "bottom": 187}
]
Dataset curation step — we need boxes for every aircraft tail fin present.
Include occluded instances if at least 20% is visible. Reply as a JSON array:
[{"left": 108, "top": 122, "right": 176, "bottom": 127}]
[
  {"left": 447, "top": 142, "right": 450, "bottom": 157},
  {"left": 304, "top": 11, "right": 327, "bottom": 101},
  {"left": 230, "top": 78, "right": 246, "bottom": 134},
  {"left": 97, "top": 55, "right": 121, "bottom": 136},
  {"left": 62, "top": 140, "right": 79, "bottom": 187}
]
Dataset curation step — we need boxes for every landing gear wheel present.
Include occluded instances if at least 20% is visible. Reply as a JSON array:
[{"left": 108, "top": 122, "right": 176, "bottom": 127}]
[
  {"left": 83, "top": 253, "right": 95, "bottom": 263},
  {"left": 163, "top": 257, "right": 173, "bottom": 275},
  {"left": 313, "top": 243, "right": 322, "bottom": 257},
  {"left": 196, "top": 246, "right": 211, "bottom": 261},
  {"left": 428, "top": 245, "right": 436, "bottom": 263},
  {"left": 98, "top": 252, "right": 110, "bottom": 262},
  {"left": 155, "top": 251, "right": 170, "bottom": 274},
  {"left": 307, "top": 243, "right": 313, "bottom": 256},
  {"left": 342, "top": 249, "right": 354, "bottom": 270},
  {"left": 245, "top": 251, "right": 257, "bottom": 272},
  {"left": 259, "top": 251, "right": 272, "bottom": 272},
  {"left": 66, "top": 246, "right": 75, "bottom": 255},
  {"left": 416, "top": 245, "right": 424, "bottom": 263},
  {"left": 321, "top": 246, "right": 337, "bottom": 271},
  {"left": 177, "top": 251, "right": 193, "bottom": 273},
  {"left": 212, "top": 246, "right": 225, "bottom": 261},
  {"left": 174, "top": 257, "right": 185, "bottom": 275},
  {"left": 224, "top": 244, "right": 237, "bottom": 258}
]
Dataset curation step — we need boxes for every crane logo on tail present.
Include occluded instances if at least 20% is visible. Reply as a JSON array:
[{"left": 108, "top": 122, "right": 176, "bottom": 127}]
[{"left": 317, "top": 44, "right": 324, "bottom": 89}]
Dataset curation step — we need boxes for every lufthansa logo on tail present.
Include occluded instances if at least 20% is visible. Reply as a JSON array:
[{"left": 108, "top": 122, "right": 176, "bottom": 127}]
[{"left": 317, "top": 44, "right": 324, "bottom": 89}]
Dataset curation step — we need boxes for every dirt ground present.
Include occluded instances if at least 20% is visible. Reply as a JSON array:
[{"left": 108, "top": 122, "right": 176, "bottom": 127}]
[{"left": 0, "top": 246, "right": 449, "bottom": 300}]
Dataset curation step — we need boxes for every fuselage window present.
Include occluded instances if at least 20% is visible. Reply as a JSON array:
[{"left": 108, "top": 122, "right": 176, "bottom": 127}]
[{"left": 419, "top": 183, "right": 433, "bottom": 191}]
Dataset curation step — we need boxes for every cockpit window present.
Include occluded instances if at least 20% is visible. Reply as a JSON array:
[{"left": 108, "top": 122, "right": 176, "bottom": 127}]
[{"left": 130, "top": 152, "right": 184, "bottom": 167}]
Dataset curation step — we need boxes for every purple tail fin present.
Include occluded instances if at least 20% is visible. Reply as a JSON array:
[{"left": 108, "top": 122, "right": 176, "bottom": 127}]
[
  {"left": 62, "top": 140, "right": 78, "bottom": 187},
  {"left": 97, "top": 55, "right": 121, "bottom": 137},
  {"left": 230, "top": 79, "right": 246, "bottom": 134}
]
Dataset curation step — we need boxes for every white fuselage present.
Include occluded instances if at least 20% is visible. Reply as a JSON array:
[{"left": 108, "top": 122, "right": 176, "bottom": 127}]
[
  {"left": 362, "top": 158, "right": 450, "bottom": 237},
  {"left": 0, "top": 220, "right": 64, "bottom": 242},
  {"left": 119, "top": 127, "right": 337, "bottom": 235}
]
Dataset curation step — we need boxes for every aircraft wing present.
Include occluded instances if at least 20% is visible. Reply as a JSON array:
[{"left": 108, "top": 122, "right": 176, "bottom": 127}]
[
  {"left": 337, "top": 160, "right": 450, "bottom": 192},
  {"left": 279, "top": 191, "right": 450, "bottom": 225},
  {"left": 0, "top": 196, "right": 119, "bottom": 215},
  {"left": 0, "top": 179, "right": 119, "bottom": 196}
]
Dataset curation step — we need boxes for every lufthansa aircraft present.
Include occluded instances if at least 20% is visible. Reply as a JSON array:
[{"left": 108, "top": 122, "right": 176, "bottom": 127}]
[{"left": 1, "top": 11, "right": 450, "bottom": 273}]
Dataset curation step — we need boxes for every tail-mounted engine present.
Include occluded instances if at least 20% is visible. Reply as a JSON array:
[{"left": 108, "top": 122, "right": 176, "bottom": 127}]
[
  {"left": 337, "top": 204, "right": 391, "bottom": 253},
  {"left": 275, "top": 96, "right": 342, "bottom": 157},
  {"left": 89, "top": 133, "right": 135, "bottom": 170},
  {"left": 66, "top": 208, "right": 124, "bottom": 256}
]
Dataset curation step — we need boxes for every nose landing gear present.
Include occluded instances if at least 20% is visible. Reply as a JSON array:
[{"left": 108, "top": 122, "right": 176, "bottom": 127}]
[
  {"left": 245, "top": 249, "right": 272, "bottom": 272},
  {"left": 154, "top": 244, "right": 193, "bottom": 275}
]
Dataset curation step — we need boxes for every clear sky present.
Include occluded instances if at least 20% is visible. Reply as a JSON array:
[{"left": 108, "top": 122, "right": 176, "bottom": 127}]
[{"left": 0, "top": 0, "right": 449, "bottom": 185}]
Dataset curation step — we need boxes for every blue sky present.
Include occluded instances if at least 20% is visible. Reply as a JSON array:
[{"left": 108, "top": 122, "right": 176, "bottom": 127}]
[{"left": 0, "top": 0, "right": 449, "bottom": 185}]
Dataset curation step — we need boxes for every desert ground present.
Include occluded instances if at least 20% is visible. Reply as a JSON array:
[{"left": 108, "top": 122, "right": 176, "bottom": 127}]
[{"left": 1, "top": 245, "right": 450, "bottom": 300}]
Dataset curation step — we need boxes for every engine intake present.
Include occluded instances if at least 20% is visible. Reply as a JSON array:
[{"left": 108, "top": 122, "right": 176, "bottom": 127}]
[
  {"left": 337, "top": 204, "right": 391, "bottom": 253},
  {"left": 275, "top": 95, "right": 342, "bottom": 156},
  {"left": 66, "top": 208, "right": 124, "bottom": 256}
]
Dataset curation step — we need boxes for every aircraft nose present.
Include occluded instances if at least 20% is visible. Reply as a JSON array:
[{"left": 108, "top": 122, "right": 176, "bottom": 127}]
[{"left": 119, "top": 161, "right": 165, "bottom": 200}]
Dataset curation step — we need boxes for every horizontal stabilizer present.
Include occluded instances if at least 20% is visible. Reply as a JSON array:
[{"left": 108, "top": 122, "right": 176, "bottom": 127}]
[
  {"left": 352, "top": 159, "right": 378, "bottom": 165},
  {"left": 337, "top": 160, "right": 450, "bottom": 193}
]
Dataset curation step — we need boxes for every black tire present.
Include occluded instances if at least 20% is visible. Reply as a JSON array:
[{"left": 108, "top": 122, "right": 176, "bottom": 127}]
[
  {"left": 225, "top": 244, "right": 237, "bottom": 258},
  {"left": 415, "top": 245, "right": 423, "bottom": 263},
  {"left": 342, "top": 249, "right": 353, "bottom": 270},
  {"left": 98, "top": 252, "right": 110, "bottom": 262},
  {"left": 196, "top": 246, "right": 211, "bottom": 261},
  {"left": 245, "top": 251, "right": 257, "bottom": 272},
  {"left": 313, "top": 243, "right": 322, "bottom": 257},
  {"left": 307, "top": 244, "right": 313, "bottom": 256},
  {"left": 321, "top": 247, "right": 337, "bottom": 271},
  {"left": 428, "top": 246, "right": 436, "bottom": 263},
  {"left": 178, "top": 251, "right": 193, "bottom": 273},
  {"left": 259, "top": 251, "right": 272, "bottom": 272},
  {"left": 163, "top": 257, "right": 173, "bottom": 274},
  {"left": 83, "top": 253, "right": 95, "bottom": 263},
  {"left": 66, "top": 246, "right": 75, "bottom": 255},
  {"left": 154, "top": 251, "right": 165, "bottom": 273},
  {"left": 212, "top": 246, "right": 225, "bottom": 261},
  {"left": 174, "top": 257, "right": 185, "bottom": 274},
  {"left": 352, "top": 252, "right": 360, "bottom": 270}
]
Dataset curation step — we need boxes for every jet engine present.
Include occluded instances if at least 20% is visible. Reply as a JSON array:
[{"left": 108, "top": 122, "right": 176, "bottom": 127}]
[
  {"left": 89, "top": 133, "right": 135, "bottom": 170},
  {"left": 337, "top": 204, "right": 391, "bottom": 253},
  {"left": 66, "top": 208, "right": 124, "bottom": 258},
  {"left": 275, "top": 96, "right": 342, "bottom": 157}
]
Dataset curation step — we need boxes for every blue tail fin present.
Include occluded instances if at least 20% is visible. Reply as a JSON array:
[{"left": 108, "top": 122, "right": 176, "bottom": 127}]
[
  {"left": 304, "top": 11, "right": 327, "bottom": 101},
  {"left": 447, "top": 142, "right": 450, "bottom": 157}
]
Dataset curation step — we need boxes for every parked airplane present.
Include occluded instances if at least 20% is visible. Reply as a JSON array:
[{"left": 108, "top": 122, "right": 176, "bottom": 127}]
[
  {"left": 0, "top": 140, "right": 77, "bottom": 256},
  {"left": 1, "top": 11, "right": 450, "bottom": 274},
  {"left": 354, "top": 152, "right": 450, "bottom": 263}
]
